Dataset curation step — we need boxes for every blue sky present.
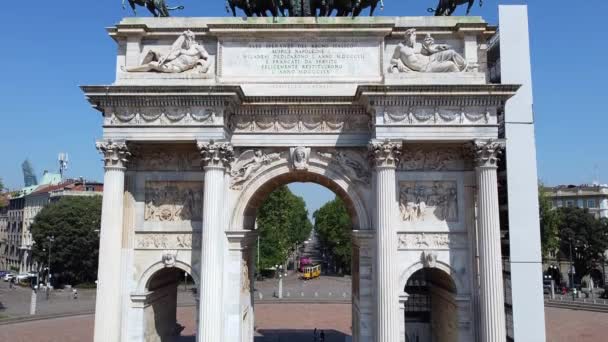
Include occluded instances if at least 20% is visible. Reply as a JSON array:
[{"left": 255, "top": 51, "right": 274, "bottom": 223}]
[{"left": 1, "top": 1, "right": 607, "bottom": 215}]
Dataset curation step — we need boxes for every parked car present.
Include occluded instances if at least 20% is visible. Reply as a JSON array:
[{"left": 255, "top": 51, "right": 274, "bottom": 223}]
[
  {"left": 543, "top": 279, "right": 555, "bottom": 294},
  {"left": 16, "top": 273, "right": 34, "bottom": 281},
  {"left": 3, "top": 273, "right": 16, "bottom": 282},
  {"left": 0, "top": 270, "right": 9, "bottom": 277}
]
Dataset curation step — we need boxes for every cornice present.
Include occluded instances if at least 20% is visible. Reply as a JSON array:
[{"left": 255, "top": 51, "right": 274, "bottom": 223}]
[{"left": 81, "top": 85, "right": 244, "bottom": 113}]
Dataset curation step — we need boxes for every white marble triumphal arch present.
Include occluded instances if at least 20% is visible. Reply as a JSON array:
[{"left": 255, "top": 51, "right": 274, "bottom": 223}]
[{"left": 83, "top": 6, "right": 546, "bottom": 342}]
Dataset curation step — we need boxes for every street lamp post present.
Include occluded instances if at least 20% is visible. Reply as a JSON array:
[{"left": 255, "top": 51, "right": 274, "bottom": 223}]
[
  {"left": 47, "top": 235, "right": 55, "bottom": 289},
  {"left": 569, "top": 240, "right": 576, "bottom": 300},
  {"left": 276, "top": 264, "right": 284, "bottom": 299}
]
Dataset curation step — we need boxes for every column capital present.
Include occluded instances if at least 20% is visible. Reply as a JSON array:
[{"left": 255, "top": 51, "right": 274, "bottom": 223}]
[
  {"left": 368, "top": 139, "right": 402, "bottom": 169},
  {"left": 197, "top": 140, "right": 234, "bottom": 170},
  {"left": 96, "top": 140, "right": 130, "bottom": 170},
  {"left": 472, "top": 139, "right": 505, "bottom": 169}
]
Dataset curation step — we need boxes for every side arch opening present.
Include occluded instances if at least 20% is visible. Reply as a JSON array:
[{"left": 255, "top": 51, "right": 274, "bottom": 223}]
[
  {"left": 403, "top": 268, "right": 458, "bottom": 342},
  {"left": 141, "top": 265, "right": 198, "bottom": 342}
]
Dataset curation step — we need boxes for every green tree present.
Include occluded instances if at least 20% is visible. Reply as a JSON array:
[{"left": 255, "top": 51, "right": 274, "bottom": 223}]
[
  {"left": 257, "top": 186, "right": 312, "bottom": 270},
  {"left": 0, "top": 178, "right": 7, "bottom": 208},
  {"left": 30, "top": 196, "right": 102, "bottom": 285},
  {"left": 314, "top": 197, "right": 352, "bottom": 275},
  {"left": 557, "top": 207, "right": 608, "bottom": 283},
  {"left": 539, "top": 184, "right": 561, "bottom": 258}
]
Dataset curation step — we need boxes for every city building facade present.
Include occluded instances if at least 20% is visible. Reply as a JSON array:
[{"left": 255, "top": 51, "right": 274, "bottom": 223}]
[
  {"left": 546, "top": 184, "right": 608, "bottom": 219},
  {"left": 544, "top": 184, "right": 608, "bottom": 287},
  {"left": 0, "top": 201, "right": 9, "bottom": 271},
  {"left": 0, "top": 174, "right": 103, "bottom": 273}
]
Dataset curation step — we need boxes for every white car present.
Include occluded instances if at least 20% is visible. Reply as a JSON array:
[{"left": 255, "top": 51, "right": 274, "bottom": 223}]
[
  {"left": 3, "top": 273, "right": 15, "bottom": 281},
  {"left": 16, "top": 273, "right": 34, "bottom": 281}
]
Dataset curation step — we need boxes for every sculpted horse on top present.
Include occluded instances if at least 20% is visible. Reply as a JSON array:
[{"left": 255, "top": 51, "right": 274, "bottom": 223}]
[
  {"left": 429, "top": 0, "right": 483, "bottom": 16},
  {"left": 122, "top": 0, "right": 184, "bottom": 17}
]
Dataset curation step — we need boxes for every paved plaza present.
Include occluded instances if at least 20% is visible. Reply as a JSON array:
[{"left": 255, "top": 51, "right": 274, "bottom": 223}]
[{"left": 0, "top": 304, "right": 606, "bottom": 341}]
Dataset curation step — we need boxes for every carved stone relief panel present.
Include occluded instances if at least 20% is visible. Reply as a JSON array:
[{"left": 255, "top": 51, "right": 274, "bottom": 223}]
[
  {"left": 230, "top": 107, "right": 370, "bottom": 133},
  {"left": 144, "top": 182, "right": 204, "bottom": 222},
  {"left": 400, "top": 145, "right": 471, "bottom": 171},
  {"left": 315, "top": 148, "right": 371, "bottom": 185},
  {"left": 399, "top": 181, "right": 458, "bottom": 222},
  {"left": 230, "top": 149, "right": 286, "bottom": 190},
  {"left": 397, "top": 233, "right": 467, "bottom": 250},
  {"left": 135, "top": 233, "right": 202, "bottom": 250},
  {"left": 130, "top": 144, "right": 201, "bottom": 172}
]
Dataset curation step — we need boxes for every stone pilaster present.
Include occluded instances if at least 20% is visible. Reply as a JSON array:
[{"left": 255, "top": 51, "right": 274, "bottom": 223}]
[
  {"left": 94, "top": 140, "right": 130, "bottom": 342},
  {"left": 368, "top": 140, "right": 401, "bottom": 342},
  {"left": 473, "top": 139, "right": 507, "bottom": 342},
  {"left": 197, "top": 140, "right": 234, "bottom": 342}
]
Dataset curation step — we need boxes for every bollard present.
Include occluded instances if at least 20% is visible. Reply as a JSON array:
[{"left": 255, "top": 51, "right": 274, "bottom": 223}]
[{"left": 29, "top": 288, "right": 37, "bottom": 315}]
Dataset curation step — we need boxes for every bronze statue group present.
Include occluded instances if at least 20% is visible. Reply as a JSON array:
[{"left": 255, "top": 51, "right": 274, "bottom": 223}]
[{"left": 122, "top": 0, "right": 483, "bottom": 17}]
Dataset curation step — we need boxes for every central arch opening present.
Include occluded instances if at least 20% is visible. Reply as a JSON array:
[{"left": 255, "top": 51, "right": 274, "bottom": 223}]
[{"left": 241, "top": 171, "right": 365, "bottom": 342}]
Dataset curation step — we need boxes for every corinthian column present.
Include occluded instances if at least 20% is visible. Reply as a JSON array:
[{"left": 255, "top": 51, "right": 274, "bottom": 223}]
[
  {"left": 197, "top": 140, "right": 234, "bottom": 342},
  {"left": 94, "top": 140, "right": 130, "bottom": 342},
  {"left": 474, "top": 140, "right": 507, "bottom": 342},
  {"left": 369, "top": 140, "right": 401, "bottom": 342}
]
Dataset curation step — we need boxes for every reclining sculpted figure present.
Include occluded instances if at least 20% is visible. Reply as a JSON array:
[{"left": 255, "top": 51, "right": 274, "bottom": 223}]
[
  {"left": 124, "top": 30, "right": 211, "bottom": 74},
  {"left": 389, "top": 29, "right": 468, "bottom": 73}
]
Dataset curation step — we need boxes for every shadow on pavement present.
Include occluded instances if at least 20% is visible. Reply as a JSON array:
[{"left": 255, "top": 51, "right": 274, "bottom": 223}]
[{"left": 255, "top": 329, "right": 349, "bottom": 342}]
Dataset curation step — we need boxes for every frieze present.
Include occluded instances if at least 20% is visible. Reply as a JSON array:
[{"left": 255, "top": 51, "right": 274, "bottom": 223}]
[
  {"left": 130, "top": 145, "right": 200, "bottom": 172},
  {"left": 104, "top": 107, "right": 218, "bottom": 126},
  {"left": 315, "top": 149, "right": 371, "bottom": 185},
  {"left": 230, "top": 108, "right": 369, "bottom": 133},
  {"left": 136, "top": 233, "right": 202, "bottom": 250},
  {"left": 400, "top": 145, "right": 471, "bottom": 171},
  {"left": 397, "top": 233, "right": 466, "bottom": 250},
  {"left": 383, "top": 106, "right": 493, "bottom": 125},
  {"left": 399, "top": 181, "right": 458, "bottom": 222},
  {"left": 145, "top": 182, "right": 204, "bottom": 222}
]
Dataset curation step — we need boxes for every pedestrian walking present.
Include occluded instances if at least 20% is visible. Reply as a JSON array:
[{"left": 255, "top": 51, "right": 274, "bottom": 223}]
[
  {"left": 72, "top": 288, "right": 78, "bottom": 300},
  {"left": 313, "top": 328, "right": 318, "bottom": 341},
  {"left": 320, "top": 330, "right": 325, "bottom": 342}
]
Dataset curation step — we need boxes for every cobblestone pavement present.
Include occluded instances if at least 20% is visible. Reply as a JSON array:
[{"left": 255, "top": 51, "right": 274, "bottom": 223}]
[
  {"left": 254, "top": 274, "right": 352, "bottom": 300},
  {"left": 0, "top": 280, "right": 196, "bottom": 319},
  {"left": 0, "top": 275, "right": 350, "bottom": 320},
  {"left": 1, "top": 304, "right": 607, "bottom": 341}
]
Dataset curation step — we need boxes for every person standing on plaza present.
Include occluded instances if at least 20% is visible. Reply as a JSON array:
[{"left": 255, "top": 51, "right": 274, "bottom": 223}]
[{"left": 320, "top": 330, "right": 325, "bottom": 342}]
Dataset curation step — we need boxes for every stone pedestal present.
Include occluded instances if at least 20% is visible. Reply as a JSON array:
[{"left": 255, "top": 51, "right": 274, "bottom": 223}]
[
  {"left": 94, "top": 141, "right": 129, "bottom": 342},
  {"left": 474, "top": 140, "right": 507, "bottom": 342},
  {"left": 369, "top": 140, "right": 402, "bottom": 342},
  {"left": 197, "top": 141, "right": 234, "bottom": 342}
]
